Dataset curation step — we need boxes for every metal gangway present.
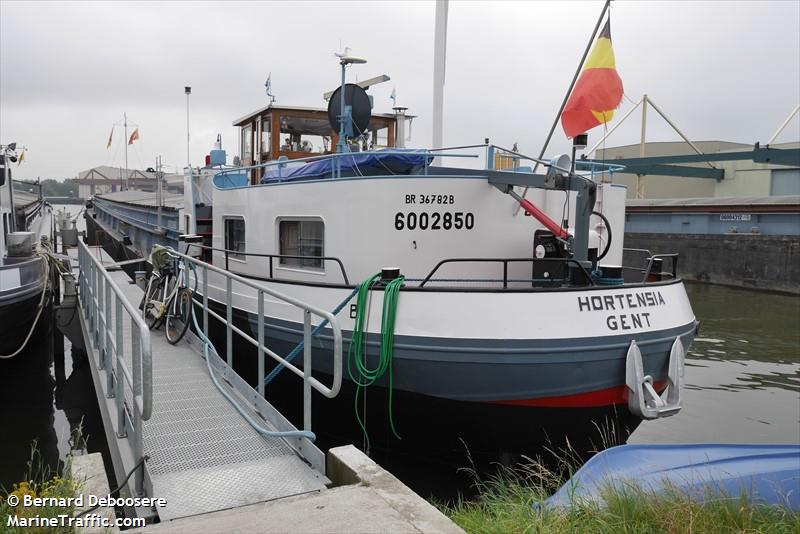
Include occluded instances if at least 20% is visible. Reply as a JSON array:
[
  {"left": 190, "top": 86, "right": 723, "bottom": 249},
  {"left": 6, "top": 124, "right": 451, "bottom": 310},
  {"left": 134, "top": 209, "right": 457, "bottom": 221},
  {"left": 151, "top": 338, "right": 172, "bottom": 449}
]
[{"left": 75, "top": 240, "right": 343, "bottom": 522}]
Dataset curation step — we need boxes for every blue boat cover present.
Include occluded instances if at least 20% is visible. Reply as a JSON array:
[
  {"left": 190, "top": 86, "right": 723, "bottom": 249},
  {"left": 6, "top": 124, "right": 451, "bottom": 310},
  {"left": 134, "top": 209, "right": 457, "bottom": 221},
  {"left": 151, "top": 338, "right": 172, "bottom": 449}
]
[
  {"left": 544, "top": 444, "right": 800, "bottom": 510},
  {"left": 260, "top": 149, "right": 432, "bottom": 184}
]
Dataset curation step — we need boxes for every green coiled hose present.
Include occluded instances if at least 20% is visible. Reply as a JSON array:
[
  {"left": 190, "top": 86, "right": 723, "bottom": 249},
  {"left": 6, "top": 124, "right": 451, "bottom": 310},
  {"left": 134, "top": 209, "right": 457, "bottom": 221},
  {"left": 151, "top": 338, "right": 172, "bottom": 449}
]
[{"left": 348, "top": 273, "right": 405, "bottom": 451}]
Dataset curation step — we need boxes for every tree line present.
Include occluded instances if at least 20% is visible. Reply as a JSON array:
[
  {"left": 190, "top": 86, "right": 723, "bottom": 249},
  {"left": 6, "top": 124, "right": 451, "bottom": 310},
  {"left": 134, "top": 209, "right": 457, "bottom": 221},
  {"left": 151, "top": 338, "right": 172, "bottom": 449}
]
[{"left": 15, "top": 178, "right": 79, "bottom": 199}]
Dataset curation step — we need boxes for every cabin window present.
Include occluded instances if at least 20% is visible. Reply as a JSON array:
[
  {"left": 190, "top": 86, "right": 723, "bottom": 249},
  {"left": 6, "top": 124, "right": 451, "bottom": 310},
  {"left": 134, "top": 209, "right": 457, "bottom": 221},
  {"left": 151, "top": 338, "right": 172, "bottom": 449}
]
[
  {"left": 241, "top": 125, "right": 253, "bottom": 162},
  {"left": 261, "top": 119, "right": 271, "bottom": 156},
  {"left": 372, "top": 126, "right": 389, "bottom": 148},
  {"left": 278, "top": 117, "right": 331, "bottom": 154},
  {"left": 224, "top": 217, "right": 246, "bottom": 259},
  {"left": 279, "top": 219, "right": 324, "bottom": 269}
]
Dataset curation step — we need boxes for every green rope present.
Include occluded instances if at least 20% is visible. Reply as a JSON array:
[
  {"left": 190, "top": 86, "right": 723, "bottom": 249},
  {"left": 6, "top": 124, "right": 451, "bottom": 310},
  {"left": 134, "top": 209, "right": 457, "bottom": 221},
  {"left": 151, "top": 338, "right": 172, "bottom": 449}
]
[{"left": 348, "top": 273, "right": 404, "bottom": 451}]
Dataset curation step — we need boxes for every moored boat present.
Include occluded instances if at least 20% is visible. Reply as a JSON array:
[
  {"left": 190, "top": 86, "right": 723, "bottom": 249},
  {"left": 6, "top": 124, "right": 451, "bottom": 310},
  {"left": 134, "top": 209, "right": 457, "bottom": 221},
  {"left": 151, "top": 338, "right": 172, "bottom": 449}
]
[
  {"left": 85, "top": 87, "right": 697, "bottom": 457},
  {"left": 0, "top": 144, "right": 51, "bottom": 358}
]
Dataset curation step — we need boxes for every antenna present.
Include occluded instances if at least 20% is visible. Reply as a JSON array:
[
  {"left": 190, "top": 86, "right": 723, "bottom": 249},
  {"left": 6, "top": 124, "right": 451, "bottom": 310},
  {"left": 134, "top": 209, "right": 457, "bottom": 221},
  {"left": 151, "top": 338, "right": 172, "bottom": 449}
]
[
  {"left": 332, "top": 48, "right": 368, "bottom": 163},
  {"left": 335, "top": 47, "right": 367, "bottom": 66}
]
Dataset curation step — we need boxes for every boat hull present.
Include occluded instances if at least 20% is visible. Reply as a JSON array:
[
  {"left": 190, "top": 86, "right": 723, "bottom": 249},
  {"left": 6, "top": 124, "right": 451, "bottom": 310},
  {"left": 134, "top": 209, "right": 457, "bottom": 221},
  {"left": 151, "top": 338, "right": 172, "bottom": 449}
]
[
  {"left": 199, "top": 294, "right": 696, "bottom": 457},
  {"left": 0, "top": 282, "right": 48, "bottom": 355}
]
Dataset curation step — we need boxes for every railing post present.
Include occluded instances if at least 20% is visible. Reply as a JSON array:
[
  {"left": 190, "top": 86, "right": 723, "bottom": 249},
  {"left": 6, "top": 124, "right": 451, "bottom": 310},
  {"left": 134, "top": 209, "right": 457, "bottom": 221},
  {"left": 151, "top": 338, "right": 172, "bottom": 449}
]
[
  {"left": 202, "top": 265, "right": 209, "bottom": 336},
  {"left": 115, "top": 294, "right": 123, "bottom": 374},
  {"left": 132, "top": 328, "right": 145, "bottom": 496},
  {"left": 226, "top": 277, "right": 233, "bottom": 366},
  {"left": 132, "top": 322, "right": 142, "bottom": 405},
  {"left": 105, "top": 278, "right": 114, "bottom": 395},
  {"left": 303, "top": 310, "right": 312, "bottom": 432},
  {"left": 257, "top": 290, "right": 265, "bottom": 397},
  {"left": 133, "top": 418, "right": 144, "bottom": 496},
  {"left": 130, "top": 323, "right": 142, "bottom": 474},
  {"left": 503, "top": 260, "right": 508, "bottom": 289},
  {"left": 94, "top": 264, "right": 101, "bottom": 345}
]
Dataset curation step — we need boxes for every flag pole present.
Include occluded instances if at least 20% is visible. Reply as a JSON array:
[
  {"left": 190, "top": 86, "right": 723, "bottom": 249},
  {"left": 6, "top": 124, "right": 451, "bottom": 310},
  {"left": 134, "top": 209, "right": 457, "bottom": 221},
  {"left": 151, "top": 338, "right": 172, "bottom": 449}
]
[{"left": 533, "top": 0, "right": 611, "bottom": 174}]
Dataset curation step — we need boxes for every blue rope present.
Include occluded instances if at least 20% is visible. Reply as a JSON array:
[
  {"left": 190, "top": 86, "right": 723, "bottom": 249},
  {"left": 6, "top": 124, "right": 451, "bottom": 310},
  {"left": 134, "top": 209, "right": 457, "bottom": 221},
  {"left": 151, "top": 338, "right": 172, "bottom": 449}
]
[{"left": 261, "top": 285, "right": 361, "bottom": 387}]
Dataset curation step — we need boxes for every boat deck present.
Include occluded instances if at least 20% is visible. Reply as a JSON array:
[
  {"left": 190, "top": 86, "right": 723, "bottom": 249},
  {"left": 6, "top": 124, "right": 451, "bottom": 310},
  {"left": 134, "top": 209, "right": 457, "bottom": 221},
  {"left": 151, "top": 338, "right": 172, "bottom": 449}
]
[{"left": 74, "top": 246, "right": 327, "bottom": 522}]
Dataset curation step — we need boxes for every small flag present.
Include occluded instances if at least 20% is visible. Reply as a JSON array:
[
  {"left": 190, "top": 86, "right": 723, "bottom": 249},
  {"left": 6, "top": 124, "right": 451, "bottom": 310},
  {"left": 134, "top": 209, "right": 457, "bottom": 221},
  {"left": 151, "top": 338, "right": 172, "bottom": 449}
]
[
  {"left": 128, "top": 128, "right": 140, "bottom": 145},
  {"left": 265, "top": 73, "right": 272, "bottom": 95},
  {"left": 17, "top": 150, "right": 25, "bottom": 166},
  {"left": 106, "top": 127, "right": 113, "bottom": 149},
  {"left": 561, "top": 19, "right": 624, "bottom": 139},
  {"left": 390, "top": 88, "right": 397, "bottom": 104}
]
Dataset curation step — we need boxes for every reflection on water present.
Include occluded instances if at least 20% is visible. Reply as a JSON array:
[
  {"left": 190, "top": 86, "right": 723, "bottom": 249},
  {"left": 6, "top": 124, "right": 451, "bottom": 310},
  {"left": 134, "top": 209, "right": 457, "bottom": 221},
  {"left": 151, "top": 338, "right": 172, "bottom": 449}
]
[
  {"left": 631, "top": 283, "right": 800, "bottom": 445},
  {"left": 0, "top": 315, "right": 110, "bottom": 491}
]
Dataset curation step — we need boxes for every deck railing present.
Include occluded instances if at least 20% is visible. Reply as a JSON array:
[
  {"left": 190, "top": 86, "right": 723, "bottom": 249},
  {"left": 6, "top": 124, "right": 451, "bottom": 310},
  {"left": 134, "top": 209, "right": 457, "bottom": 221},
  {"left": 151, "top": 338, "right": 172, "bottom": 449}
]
[
  {"left": 78, "top": 240, "right": 152, "bottom": 495},
  {"left": 419, "top": 257, "right": 596, "bottom": 288}
]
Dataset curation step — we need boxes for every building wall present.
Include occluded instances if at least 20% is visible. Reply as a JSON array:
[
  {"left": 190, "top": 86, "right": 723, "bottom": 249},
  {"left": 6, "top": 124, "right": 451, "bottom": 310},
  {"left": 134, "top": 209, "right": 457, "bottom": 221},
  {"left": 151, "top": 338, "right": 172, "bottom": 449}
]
[
  {"left": 625, "top": 233, "right": 799, "bottom": 294},
  {"left": 625, "top": 212, "right": 800, "bottom": 236}
]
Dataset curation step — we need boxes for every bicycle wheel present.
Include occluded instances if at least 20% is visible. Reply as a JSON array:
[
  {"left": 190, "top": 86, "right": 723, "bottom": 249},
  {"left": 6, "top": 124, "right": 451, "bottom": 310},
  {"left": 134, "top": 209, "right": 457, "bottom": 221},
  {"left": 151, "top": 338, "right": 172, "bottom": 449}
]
[
  {"left": 143, "top": 275, "right": 167, "bottom": 330},
  {"left": 165, "top": 287, "right": 193, "bottom": 345}
]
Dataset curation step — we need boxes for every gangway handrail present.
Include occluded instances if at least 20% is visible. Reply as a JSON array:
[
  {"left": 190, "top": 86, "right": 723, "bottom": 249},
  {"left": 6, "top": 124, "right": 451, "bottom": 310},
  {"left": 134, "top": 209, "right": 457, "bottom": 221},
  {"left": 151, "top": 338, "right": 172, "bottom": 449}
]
[
  {"left": 155, "top": 245, "right": 343, "bottom": 434},
  {"left": 77, "top": 240, "right": 152, "bottom": 494}
]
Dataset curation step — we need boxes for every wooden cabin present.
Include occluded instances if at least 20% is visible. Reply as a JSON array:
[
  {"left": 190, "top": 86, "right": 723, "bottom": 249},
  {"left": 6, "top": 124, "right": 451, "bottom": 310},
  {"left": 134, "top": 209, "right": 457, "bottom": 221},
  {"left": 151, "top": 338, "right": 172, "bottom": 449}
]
[{"left": 233, "top": 104, "right": 409, "bottom": 184}]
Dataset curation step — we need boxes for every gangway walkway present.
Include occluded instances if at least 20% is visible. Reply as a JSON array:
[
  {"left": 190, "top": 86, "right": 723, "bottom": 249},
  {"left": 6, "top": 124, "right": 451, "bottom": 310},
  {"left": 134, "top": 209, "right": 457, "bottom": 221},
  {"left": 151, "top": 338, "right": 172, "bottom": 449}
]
[{"left": 74, "top": 241, "right": 339, "bottom": 522}]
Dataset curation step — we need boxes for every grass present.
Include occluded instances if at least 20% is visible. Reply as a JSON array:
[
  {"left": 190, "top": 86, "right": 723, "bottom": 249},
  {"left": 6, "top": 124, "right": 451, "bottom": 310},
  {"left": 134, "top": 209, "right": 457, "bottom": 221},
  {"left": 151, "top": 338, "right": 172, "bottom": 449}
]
[
  {"left": 1, "top": 441, "right": 79, "bottom": 534},
  {"left": 443, "top": 454, "right": 800, "bottom": 534}
]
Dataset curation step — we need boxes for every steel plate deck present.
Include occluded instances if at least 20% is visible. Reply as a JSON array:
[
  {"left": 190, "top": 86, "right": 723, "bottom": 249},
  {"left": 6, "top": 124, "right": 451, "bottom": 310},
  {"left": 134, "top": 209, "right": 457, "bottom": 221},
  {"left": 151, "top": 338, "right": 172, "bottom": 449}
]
[{"left": 86, "top": 262, "right": 327, "bottom": 522}]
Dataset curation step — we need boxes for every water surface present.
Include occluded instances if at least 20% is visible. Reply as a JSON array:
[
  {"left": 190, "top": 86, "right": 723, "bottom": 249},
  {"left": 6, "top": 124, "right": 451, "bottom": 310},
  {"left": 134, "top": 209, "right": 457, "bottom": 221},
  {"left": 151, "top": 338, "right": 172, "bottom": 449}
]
[{"left": 630, "top": 283, "right": 800, "bottom": 445}]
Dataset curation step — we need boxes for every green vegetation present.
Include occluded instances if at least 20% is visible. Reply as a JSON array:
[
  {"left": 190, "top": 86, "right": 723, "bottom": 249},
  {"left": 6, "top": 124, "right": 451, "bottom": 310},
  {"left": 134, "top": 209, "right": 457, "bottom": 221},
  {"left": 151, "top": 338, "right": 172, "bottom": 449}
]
[
  {"left": 15, "top": 178, "right": 79, "bottom": 199},
  {"left": 443, "top": 458, "right": 799, "bottom": 534},
  {"left": 1, "top": 442, "right": 78, "bottom": 534}
]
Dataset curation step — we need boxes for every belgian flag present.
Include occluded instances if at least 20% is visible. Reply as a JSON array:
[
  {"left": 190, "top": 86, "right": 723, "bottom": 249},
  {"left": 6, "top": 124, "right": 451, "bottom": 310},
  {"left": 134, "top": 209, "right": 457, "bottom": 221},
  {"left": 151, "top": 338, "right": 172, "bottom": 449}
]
[{"left": 561, "top": 20, "right": 624, "bottom": 139}]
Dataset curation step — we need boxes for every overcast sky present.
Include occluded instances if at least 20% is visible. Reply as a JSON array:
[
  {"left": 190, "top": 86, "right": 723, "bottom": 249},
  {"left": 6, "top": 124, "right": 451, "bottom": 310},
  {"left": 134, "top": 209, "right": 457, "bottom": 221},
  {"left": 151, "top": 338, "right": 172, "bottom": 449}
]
[{"left": 1, "top": 0, "right": 798, "bottom": 181}]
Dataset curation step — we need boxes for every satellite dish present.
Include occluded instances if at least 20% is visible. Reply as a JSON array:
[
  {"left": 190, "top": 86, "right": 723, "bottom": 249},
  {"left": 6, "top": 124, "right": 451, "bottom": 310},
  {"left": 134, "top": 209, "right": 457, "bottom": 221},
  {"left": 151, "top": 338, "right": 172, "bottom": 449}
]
[{"left": 327, "top": 83, "right": 372, "bottom": 138}]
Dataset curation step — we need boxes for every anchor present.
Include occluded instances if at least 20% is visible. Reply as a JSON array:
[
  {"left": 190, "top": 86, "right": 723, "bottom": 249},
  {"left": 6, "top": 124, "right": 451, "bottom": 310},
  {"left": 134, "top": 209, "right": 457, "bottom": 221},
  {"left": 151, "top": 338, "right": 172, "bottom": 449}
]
[{"left": 625, "top": 337, "right": 684, "bottom": 419}]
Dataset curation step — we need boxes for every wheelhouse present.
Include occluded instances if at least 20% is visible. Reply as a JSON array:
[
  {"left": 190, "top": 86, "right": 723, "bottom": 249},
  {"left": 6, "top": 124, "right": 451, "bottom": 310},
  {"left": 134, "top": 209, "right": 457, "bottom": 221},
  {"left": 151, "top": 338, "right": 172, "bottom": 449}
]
[{"left": 233, "top": 104, "right": 412, "bottom": 184}]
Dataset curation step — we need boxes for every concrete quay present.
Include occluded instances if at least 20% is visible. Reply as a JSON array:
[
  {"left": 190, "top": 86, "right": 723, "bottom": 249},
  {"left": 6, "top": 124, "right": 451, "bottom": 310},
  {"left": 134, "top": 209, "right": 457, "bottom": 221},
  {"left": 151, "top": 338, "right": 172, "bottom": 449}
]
[{"left": 126, "top": 445, "right": 463, "bottom": 534}]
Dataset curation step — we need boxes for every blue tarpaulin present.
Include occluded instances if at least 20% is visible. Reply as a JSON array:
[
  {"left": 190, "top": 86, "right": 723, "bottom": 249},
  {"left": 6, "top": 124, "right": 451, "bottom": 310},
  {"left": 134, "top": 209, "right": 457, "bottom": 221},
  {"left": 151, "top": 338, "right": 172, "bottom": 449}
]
[{"left": 260, "top": 149, "right": 432, "bottom": 184}]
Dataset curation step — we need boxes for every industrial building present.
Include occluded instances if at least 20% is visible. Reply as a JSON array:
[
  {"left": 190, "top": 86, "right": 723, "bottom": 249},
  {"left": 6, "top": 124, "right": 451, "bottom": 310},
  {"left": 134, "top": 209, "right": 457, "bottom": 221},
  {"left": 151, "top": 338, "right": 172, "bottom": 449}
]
[
  {"left": 593, "top": 140, "right": 800, "bottom": 199},
  {"left": 75, "top": 166, "right": 184, "bottom": 199}
]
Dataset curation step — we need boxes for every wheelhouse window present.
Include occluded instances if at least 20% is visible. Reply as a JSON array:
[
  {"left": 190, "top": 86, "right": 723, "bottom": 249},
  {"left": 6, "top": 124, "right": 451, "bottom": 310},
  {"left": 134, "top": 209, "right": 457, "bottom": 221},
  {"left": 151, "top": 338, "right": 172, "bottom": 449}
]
[
  {"left": 224, "top": 217, "right": 246, "bottom": 259},
  {"left": 241, "top": 125, "right": 253, "bottom": 163},
  {"left": 278, "top": 116, "right": 330, "bottom": 155},
  {"left": 261, "top": 119, "right": 271, "bottom": 156},
  {"left": 279, "top": 219, "right": 324, "bottom": 269}
]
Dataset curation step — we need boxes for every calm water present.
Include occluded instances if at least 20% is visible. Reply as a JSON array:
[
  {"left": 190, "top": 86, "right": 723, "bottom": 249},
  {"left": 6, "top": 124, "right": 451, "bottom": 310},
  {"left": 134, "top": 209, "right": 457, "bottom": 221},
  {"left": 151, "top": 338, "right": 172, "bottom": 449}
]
[
  {"left": 0, "top": 215, "right": 797, "bottom": 494},
  {"left": 630, "top": 282, "right": 800, "bottom": 445}
]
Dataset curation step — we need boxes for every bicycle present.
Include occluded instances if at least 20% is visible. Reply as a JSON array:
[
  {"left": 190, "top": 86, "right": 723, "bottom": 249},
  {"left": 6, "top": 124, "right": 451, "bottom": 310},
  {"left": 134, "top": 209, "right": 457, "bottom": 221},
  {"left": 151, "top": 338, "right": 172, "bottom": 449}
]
[{"left": 141, "top": 246, "right": 195, "bottom": 345}]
